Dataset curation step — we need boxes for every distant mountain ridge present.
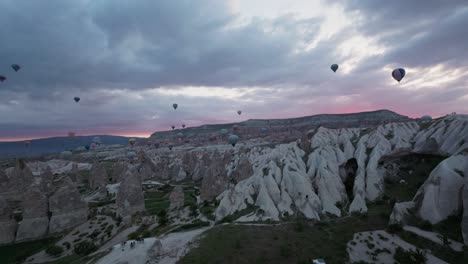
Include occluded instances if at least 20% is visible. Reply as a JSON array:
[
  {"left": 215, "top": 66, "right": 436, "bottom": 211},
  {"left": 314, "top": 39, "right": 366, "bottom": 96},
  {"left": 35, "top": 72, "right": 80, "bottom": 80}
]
[
  {"left": 0, "top": 135, "right": 145, "bottom": 159},
  {"left": 150, "top": 109, "right": 412, "bottom": 140}
]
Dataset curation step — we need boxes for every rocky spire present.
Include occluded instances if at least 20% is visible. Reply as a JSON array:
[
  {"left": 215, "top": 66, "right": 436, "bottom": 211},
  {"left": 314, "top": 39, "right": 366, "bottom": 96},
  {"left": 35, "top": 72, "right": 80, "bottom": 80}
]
[
  {"left": 89, "top": 161, "right": 108, "bottom": 191},
  {"left": 116, "top": 168, "right": 145, "bottom": 221}
]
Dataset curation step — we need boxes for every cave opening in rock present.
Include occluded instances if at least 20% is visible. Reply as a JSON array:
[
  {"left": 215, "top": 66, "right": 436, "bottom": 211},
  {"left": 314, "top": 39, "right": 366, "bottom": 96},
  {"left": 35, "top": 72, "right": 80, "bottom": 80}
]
[{"left": 343, "top": 158, "right": 358, "bottom": 199}]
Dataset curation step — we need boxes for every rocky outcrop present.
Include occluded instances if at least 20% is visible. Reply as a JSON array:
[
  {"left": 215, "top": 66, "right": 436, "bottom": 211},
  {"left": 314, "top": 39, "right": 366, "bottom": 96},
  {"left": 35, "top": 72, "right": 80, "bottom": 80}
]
[
  {"left": 231, "top": 155, "right": 253, "bottom": 183},
  {"left": 48, "top": 177, "right": 87, "bottom": 234},
  {"left": 0, "top": 196, "right": 17, "bottom": 244},
  {"left": 110, "top": 161, "right": 127, "bottom": 182},
  {"left": 27, "top": 160, "right": 92, "bottom": 175},
  {"left": 200, "top": 151, "right": 229, "bottom": 201},
  {"left": 116, "top": 169, "right": 145, "bottom": 220},
  {"left": 148, "top": 239, "right": 163, "bottom": 258},
  {"left": 16, "top": 186, "right": 49, "bottom": 241},
  {"left": 412, "top": 155, "right": 466, "bottom": 224},
  {"left": 90, "top": 161, "right": 108, "bottom": 191},
  {"left": 462, "top": 159, "right": 468, "bottom": 245},
  {"left": 137, "top": 158, "right": 157, "bottom": 180},
  {"left": 216, "top": 115, "right": 468, "bottom": 223},
  {"left": 169, "top": 186, "right": 184, "bottom": 210},
  {"left": 216, "top": 143, "right": 322, "bottom": 221},
  {"left": 3, "top": 159, "right": 34, "bottom": 201}
]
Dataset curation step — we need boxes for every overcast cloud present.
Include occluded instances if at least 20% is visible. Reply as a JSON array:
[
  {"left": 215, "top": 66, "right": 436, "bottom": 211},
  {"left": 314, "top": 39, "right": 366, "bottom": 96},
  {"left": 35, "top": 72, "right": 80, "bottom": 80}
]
[{"left": 0, "top": 0, "right": 467, "bottom": 140}]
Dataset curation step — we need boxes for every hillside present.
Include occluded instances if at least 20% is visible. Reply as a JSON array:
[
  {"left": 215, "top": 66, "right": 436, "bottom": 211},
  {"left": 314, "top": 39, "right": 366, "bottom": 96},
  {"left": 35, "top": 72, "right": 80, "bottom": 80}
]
[{"left": 0, "top": 135, "right": 144, "bottom": 159}]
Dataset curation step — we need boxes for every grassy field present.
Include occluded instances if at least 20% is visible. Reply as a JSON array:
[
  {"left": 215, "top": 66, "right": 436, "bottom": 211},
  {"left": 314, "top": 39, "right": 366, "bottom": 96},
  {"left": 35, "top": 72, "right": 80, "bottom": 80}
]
[
  {"left": 179, "top": 206, "right": 390, "bottom": 264},
  {"left": 0, "top": 237, "right": 59, "bottom": 264},
  {"left": 144, "top": 190, "right": 170, "bottom": 215}
]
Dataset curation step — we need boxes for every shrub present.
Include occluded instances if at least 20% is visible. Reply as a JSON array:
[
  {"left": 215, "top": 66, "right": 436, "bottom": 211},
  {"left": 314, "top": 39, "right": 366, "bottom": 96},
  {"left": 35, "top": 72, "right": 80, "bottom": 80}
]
[
  {"left": 279, "top": 244, "right": 292, "bottom": 258},
  {"left": 394, "top": 247, "right": 427, "bottom": 264},
  {"left": 386, "top": 223, "right": 403, "bottom": 234},
  {"left": 74, "top": 241, "right": 98, "bottom": 256},
  {"left": 293, "top": 221, "right": 305, "bottom": 232},
  {"left": 418, "top": 220, "right": 433, "bottom": 231},
  {"left": 45, "top": 245, "right": 63, "bottom": 256},
  {"left": 62, "top": 241, "right": 71, "bottom": 250}
]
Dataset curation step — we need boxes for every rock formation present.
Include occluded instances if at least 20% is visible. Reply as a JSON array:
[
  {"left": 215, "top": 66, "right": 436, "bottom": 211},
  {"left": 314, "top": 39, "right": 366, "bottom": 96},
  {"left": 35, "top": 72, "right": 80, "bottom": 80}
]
[
  {"left": 116, "top": 169, "right": 145, "bottom": 220},
  {"left": 89, "top": 161, "right": 108, "bottom": 191},
  {"left": 200, "top": 151, "right": 229, "bottom": 201},
  {"left": 231, "top": 155, "right": 253, "bottom": 183},
  {"left": 462, "top": 159, "right": 468, "bottom": 245},
  {"left": 148, "top": 239, "right": 163, "bottom": 258},
  {"left": 216, "top": 115, "right": 468, "bottom": 223},
  {"left": 110, "top": 161, "right": 127, "bottom": 182},
  {"left": 0, "top": 196, "right": 17, "bottom": 244},
  {"left": 48, "top": 177, "right": 88, "bottom": 234},
  {"left": 16, "top": 186, "right": 49, "bottom": 241},
  {"left": 169, "top": 186, "right": 184, "bottom": 210}
]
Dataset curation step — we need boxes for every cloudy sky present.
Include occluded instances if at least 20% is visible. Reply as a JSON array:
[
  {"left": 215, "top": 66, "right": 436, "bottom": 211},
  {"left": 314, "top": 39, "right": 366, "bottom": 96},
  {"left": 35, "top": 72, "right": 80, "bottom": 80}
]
[{"left": 0, "top": 0, "right": 467, "bottom": 141}]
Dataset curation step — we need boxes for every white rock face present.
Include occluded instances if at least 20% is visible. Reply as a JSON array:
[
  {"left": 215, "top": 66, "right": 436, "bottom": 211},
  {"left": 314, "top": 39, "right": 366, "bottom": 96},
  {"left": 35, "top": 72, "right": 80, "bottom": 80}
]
[
  {"left": 0, "top": 196, "right": 17, "bottom": 244},
  {"left": 27, "top": 160, "right": 91, "bottom": 176},
  {"left": 116, "top": 169, "right": 145, "bottom": 220},
  {"left": 216, "top": 143, "right": 322, "bottom": 221},
  {"left": 414, "top": 155, "right": 467, "bottom": 224},
  {"left": 215, "top": 115, "right": 468, "bottom": 223},
  {"left": 463, "top": 159, "right": 468, "bottom": 245}
]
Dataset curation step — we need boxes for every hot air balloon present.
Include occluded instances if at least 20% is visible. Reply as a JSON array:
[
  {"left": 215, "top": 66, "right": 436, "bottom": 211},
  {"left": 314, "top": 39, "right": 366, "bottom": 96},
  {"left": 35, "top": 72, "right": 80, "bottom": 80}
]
[
  {"left": 182, "top": 124, "right": 186, "bottom": 128},
  {"left": 129, "top": 138, "right": 136, "bottom": 146},
  {"left": 420, "top": 115, "right": 432, "bottom": 122},
  {"left": 220, "top": 128, "right": 228, "bottom": 135},
  {"left": 171, "top": 125, "right": 175, "bottom": 130},
  {"left": 331, "top": 64, "right": 339, "bottom": 72},
  {"left": 90, "top": 142, "right": 97, "bottom": 149},
  {"left": 228, "top": 134, "right": 239, "bottom": 147},
  {"left": 0, "top": 75, "right": 6, "bottom": 82},
  {"left": 127, "top": 151, "right": 137, "bottom": 159},
  {"left": 85, "top": 145, "right": 90, "bottom": 150},
  {"left": 173, "top": 103, "right": 178, "bottom": 110},
  {"left": 11, "top": 64, "right": 21, "bottom": 72},
  {"left": 392, "top": 68, "right": 406, "bottom": 83},
  {"left": 168, "top": 145, "right": 173, "bottom": 151},
  {"left": 232, "top": 125, "right": 239, "bottom": 132},
  {"left": 74, "top": 97, "right": 80, "bottom": 103},
  {"left": 237, "top": 110, "right": 242, "bottom": 115},
  {"left": 146, "top": 140, "right": 152, "bottom": 146},
  {"left": 177, "top": 132, "right": 184, "bottom": 138}
]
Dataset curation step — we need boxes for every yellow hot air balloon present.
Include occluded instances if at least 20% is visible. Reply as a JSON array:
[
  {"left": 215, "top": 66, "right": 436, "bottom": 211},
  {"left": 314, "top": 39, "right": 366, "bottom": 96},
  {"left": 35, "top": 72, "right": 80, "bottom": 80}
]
[{"left": 129, "top": 138, "right": 136, "bottom": 146}]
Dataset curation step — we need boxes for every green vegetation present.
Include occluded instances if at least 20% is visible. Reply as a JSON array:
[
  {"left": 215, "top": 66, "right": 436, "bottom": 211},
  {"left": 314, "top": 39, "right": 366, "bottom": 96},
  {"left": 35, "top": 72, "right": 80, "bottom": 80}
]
[
  {"left": 200, "top": 203, "right": 216, "bottom": 221},
  {"left": 74, "top": 241, "right": 98, "bottom": 256},
  {"left": 394, "top": 230, "right": 468, "bottom": 263},
  {"left": 433, "top": 214, "right": 464, "bottom": 242},
  {"left": 217, "top": 204, "right": 259, "bottom": 224},
  {"left": 383, "top": 154, "right": 446, "bottom": 202},
  {"left": 180, "top": 203, "right": 391, "bottom": 264},
  {"left": 0, "top": 237, "right": 58, "bottom": 264},
  {"left": 171, "top": 220, "right": 210, "bottom": 233},
  {"left": 144, "top": 190, "right": 170, "bottom": 215},
  {"left": 394, "top": 247, "right": 427, "bottom": 264},
  {"left": 45, "top": 244, "right": 64, "bottom": 256},
  {"left": 128, "top": 225, "right": 152, "bottom": 240}
]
